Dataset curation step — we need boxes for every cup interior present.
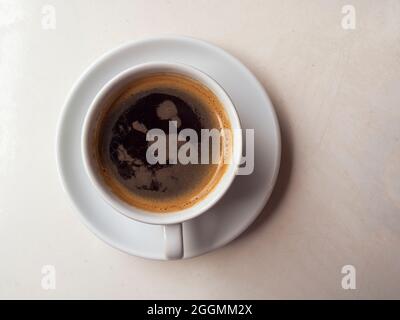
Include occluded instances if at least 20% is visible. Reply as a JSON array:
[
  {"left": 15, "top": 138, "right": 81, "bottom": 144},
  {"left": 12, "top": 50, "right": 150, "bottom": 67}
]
[{"left": 82, "top": 62, "right": 242, "bottom": 225}]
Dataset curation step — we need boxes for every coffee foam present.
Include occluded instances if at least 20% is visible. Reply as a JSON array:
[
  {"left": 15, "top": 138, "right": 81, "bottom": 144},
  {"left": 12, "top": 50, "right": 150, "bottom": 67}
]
[{"left": 92, "top": 73, "right": 232, "bottom": 213}]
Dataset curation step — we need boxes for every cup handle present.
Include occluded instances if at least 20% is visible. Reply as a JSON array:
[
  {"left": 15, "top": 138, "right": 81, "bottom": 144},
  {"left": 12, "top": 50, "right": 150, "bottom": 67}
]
[{"left": 163, "top": 224, "right": 183, "bottom": 260}]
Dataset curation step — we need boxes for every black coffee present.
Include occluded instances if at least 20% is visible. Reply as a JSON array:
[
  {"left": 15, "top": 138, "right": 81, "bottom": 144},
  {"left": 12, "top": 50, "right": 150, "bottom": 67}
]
[{"left": 94, "top": 73, "right": 231, "bottom": 212}]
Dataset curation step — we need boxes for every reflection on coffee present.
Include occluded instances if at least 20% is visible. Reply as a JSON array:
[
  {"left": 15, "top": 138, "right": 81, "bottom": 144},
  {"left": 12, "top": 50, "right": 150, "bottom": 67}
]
[{"left": 93, "top": 73, "right": 232, "bottom": 213}]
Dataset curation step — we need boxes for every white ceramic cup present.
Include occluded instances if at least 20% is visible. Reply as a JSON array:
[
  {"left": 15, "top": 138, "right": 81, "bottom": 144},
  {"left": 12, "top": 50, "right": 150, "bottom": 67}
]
[{"left": 81, "top": 62, "right": 242, "bottom": 259}]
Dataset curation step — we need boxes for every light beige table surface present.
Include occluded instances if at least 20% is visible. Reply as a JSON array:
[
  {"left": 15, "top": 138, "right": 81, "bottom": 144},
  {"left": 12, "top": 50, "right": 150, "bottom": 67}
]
[{"left": 0, "top": 0, "right": 399, "bottom": 299}]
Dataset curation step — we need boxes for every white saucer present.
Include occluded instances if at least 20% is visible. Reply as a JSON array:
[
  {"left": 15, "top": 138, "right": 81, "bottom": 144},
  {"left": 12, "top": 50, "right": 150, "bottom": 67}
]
[{"left": 56, "top": 36, "right": 281, "bottom": 260}]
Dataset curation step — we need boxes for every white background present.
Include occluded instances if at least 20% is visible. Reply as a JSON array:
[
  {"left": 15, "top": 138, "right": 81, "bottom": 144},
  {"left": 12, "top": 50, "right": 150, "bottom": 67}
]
[{"left": 1, "top": 0, "right": 399, "bottom": 299}]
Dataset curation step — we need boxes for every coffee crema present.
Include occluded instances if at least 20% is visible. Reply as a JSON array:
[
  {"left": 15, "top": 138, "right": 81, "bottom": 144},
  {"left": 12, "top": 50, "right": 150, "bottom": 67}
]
[{"left": 92, "top": 73, "right": 232, "bottom": 213}]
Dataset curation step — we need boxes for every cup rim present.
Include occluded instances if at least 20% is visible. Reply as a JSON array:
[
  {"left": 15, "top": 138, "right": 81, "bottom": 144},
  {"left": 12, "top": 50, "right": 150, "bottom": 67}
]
[{"left": 81, "top": 61, "right": 242, "bottom": 225}]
